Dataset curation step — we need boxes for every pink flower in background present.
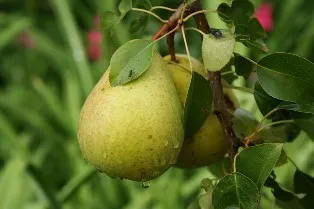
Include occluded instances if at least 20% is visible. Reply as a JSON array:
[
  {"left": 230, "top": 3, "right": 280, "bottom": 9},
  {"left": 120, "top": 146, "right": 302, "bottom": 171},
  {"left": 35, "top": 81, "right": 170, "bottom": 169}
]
[
  {"left": 87, "top": 15, "right": 103, "bottom": 62},
  {"left": 255, "top": 2, "right": 273, "bottom": 32},
  {"left": 88, "top": 30, "right": 103, "bottom": 45},
  {"left": 88, "top": 44, "right": 102, "bottom": 61}
]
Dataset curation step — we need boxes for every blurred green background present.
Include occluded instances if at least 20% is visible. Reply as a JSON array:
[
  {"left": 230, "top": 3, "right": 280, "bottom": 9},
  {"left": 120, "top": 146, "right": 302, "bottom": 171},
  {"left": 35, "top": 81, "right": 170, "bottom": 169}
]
[{"left": 0, "top": 0, "right": 313, "bottom": 208}]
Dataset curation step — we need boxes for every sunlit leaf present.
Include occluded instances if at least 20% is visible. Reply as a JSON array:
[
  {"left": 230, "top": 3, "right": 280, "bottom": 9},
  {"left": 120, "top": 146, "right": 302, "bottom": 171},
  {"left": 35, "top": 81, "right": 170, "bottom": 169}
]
[
  {"left": 257, "top": 53, "right": 314, "bottom": 114},
  {"left": 236, "top": 143, "right": 283, "bottom": 188}
]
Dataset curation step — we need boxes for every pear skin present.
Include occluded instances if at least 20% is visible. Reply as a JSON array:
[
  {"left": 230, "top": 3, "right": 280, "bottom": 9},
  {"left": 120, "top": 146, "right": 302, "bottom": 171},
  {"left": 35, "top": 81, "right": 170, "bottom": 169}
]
[
  {"left": 164, "top": 54, "right": 239, "bottom": 168},
  {"left": 78, "top": 52, "right": 184, "bottom": 181}
]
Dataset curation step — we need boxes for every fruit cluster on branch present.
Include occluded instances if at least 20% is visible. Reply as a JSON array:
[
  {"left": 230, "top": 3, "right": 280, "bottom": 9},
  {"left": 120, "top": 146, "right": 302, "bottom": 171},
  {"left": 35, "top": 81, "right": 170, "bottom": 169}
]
[{"left": 153, "top": 0, "right": 239, "bottom": 167}]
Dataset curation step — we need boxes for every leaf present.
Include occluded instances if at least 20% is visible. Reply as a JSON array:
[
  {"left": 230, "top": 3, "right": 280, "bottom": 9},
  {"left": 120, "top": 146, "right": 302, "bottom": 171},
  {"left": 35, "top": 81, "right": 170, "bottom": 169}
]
[
  {"left": 240, "top": 39, "right": 269, "bottom": 53},
  {"left": 217, "top": 3, "right": 232, "bottom": 24},
  {"left": 257, "top": 53, "right": 314, "bottom": 113},
  {"left": 129, "top": 0, "right": 152, "bottom": 34},
  {"left": 259, "top": 125, "right": 294, "bottom": 143},
  {"left": 277, "top": 101, "right": 302, "bottom": 112},
  {"left": 118, "top": 0, "right": 132, "bottom": 14},
  {"left": 247, "top": 18, "right": 267, "bottom": 40},
  {"left": 232, "top": 108, "right": 259, "bottom": 138},
  {"left": 254, "top": 81, "right": 280, "bottom": 115},
  {"left": 184, "top": 72, "right": 212, "bottom": 139},
  {"left": 292, "top": 113, "right": 314, "bottom": 140},
  {"left": 217, "top": 0, "right": 255, "bottom": 26},
  {"left": 236, "top": 143, "right": 283, "bottom": 189},
  {"left": 212, "top": 172, "right": 260, "bottom": 209},
  {"left": 0, "top": 158, "right": 27, "bottom": 209},
  {"left": 265, "top": 175, "right": 305, "bottom": 202},
  {"left": 110, "top": 14, "right": 127, "bottom": 37},
  {"left": 234, "top": 53, "right": 253, "bottom": 79},
  {"left": 101, "top": 11, "right": 119, "bottom": 29},
  {"left": 254, "top": 82, "right": 307, "bottom": 142},
  {"left": 109, "top": 39, "right": 154, "bottom": 86},
  {"left": 275, "top": 150, "right": 288, "bottom": 167},
  {"left": 294, "top": 169, "right": 314, "bottom": 209}
]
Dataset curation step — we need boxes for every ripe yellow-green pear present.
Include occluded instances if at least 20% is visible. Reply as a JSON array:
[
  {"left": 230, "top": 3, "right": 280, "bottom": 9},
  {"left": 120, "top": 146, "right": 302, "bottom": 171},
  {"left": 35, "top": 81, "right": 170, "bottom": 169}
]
[
  {"left": 164, "top": 54, "right": 239, "bottom": 168},
  {"left": 202, "top": 34, "right": 235, "bottom": 72},
  {"left": 78, "top": 52, "right": 184, "bottom": 181}
]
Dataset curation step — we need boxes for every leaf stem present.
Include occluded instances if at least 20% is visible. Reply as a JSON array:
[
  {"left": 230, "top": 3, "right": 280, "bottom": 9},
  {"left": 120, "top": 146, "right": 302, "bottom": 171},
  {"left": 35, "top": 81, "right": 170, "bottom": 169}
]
[
  {"left": 245, "top": 119, "right": 295, "bottom": 143},
  {"left": 184, "top": 27, "right": 207, "bottom": 36},
  {"left": 257, "top": 120, "right": 295, "bottom": 133},
  {"left": 131, "top": 8, "right": 168, "bottom": 23},
  {"left": 181, "top": 25, "right": 193, "bottom": 72},
  {"left": 151, "top": 6, "right": 177, "bottom": 11},
  {"left": 257, "top": 107, "right": 279, "bottom": 131},
  {"left": 221, "top": 71, "right": 235, "bottom": 76},
  {"left": 234, "top": 53, "right": 259, "bottom": 66},
  {"left": 222, "top": 84, "right": 254, "bottom": 94},
  {"left": 183, "top": 9, "right": 216, "bottom": 22}
]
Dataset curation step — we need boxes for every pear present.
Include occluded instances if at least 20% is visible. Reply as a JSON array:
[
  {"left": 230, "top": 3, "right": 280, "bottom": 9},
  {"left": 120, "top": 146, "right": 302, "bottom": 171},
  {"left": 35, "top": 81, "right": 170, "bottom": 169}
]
[
  {"left": 78, "top": 52, "right": 184, "bottom": 181},
  {"left": 202, "top": 34, "right": 235, "bottom": 72},
  {"left": 164, "top": 54, "right": 239, "bottom": 168}
]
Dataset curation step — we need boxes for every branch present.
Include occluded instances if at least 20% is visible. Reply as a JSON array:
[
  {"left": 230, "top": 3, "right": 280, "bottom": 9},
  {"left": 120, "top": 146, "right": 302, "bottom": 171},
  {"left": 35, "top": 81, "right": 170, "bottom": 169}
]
[
  {"left": 152, "top": 0, "right": 239, "bottom": 170},
  {"left": 190, "top": 0, "right": 239, "bottom": 168}
]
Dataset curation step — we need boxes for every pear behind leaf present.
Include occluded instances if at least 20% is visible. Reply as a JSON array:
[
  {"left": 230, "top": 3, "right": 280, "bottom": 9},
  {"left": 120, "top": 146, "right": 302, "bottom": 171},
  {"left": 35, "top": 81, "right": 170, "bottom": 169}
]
[{"left": 164, "top": 54, "right": 239, "bottom": 168}]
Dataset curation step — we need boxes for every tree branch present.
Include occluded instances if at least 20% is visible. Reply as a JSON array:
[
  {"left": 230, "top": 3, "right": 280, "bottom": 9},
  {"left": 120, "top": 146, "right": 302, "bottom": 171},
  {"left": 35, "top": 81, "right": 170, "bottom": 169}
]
[
  {"left": 190, "top": 0, "right": 239, "bottom": 169},
  {"left": 152, "top": 0, "right": 239, "bottom": 170}
]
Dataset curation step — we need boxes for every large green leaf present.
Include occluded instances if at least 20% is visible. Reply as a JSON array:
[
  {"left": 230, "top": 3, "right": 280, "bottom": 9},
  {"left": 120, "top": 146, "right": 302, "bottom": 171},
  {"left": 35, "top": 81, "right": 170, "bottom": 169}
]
[
  {"left": 257, "top": 53, "right": 314, "bottom": 114},
  {"left": 212, "top": 172, "right": 260, "bottom": 209},
  {"left": 184, "top": 72, "right": 212, "bottom": 139},
  {"left": 109, "top": 39, "right": 154, "bottom": 86},
  {"left": 236, "top": 143, "right": 283, "bottom": 189}
]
